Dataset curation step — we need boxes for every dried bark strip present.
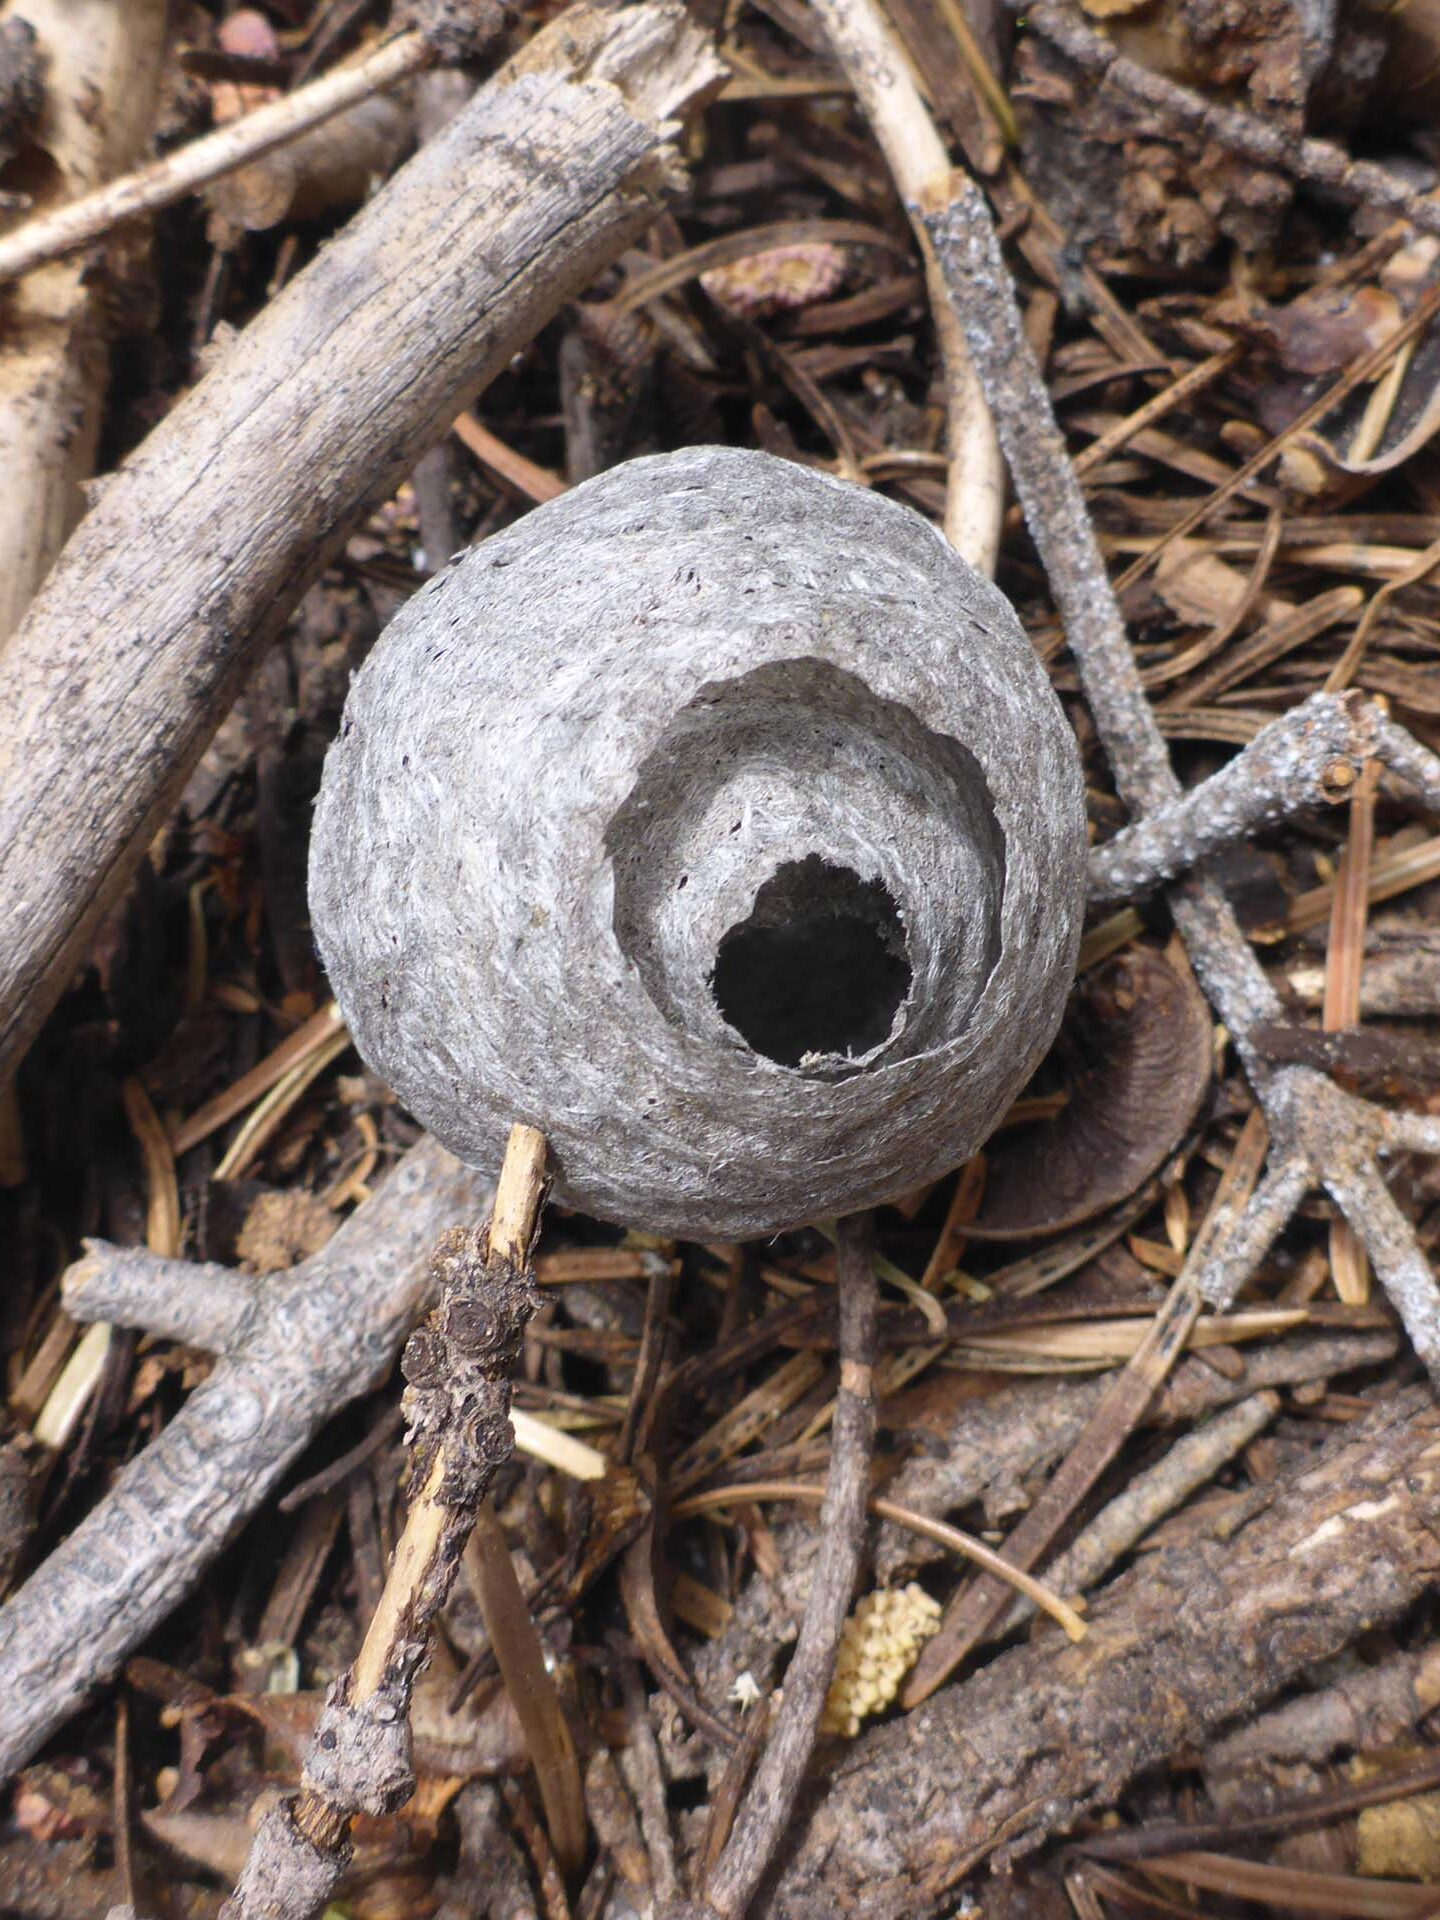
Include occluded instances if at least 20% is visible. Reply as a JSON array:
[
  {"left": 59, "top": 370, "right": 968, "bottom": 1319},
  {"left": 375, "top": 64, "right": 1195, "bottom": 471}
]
[
  {"left": 222, "top": 1125, "right": 548, "bottom": 1920},
  {"left": 0, "top": 0, "right": 724, "bottom": 1081},
  {"left": 0, "top": 1134, "right": 491, "bottom": 1780},
  {"left": 761, "top": 1385, "right": 1440, "bottom": 1919},
  {"left": 463, "top": 1503, "right": 588, "bottom": 1879}
]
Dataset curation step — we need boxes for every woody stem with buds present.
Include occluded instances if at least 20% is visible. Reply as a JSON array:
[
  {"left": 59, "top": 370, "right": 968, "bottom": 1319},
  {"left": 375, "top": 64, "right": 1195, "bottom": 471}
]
[{"left": 221, "top": 1123, "right": 550, "bottom": 1920}]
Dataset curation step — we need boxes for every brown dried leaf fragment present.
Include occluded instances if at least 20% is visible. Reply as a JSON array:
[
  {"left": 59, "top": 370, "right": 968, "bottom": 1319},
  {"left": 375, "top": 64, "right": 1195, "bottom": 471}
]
[
  {"left": 969, "top": 947, "right": 1212, "bottom": 1239},
  {"left": 235, "top": 1188, "right": 338, "bottom": 1273},
  {"left": 1240, "top": 284, "right": 1403, "bottom": 379}
]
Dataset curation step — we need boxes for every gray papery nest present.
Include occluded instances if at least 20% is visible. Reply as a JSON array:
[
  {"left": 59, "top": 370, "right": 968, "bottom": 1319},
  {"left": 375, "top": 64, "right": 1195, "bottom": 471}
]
[{"left": 310, "top": 446, "right": 1086, "bottom": 1237}]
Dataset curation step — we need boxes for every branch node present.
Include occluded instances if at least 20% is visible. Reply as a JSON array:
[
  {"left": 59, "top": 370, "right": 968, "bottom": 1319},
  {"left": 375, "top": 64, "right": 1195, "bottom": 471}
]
[{"left": 304, "top": 1676, "right": 416, "bottom": 1816}]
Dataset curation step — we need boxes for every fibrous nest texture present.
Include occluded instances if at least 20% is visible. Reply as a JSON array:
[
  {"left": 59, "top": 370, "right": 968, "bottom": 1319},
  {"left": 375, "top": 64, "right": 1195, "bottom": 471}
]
[{"left": 309, "top": 446, "right": 1087, "bottom": 1237}]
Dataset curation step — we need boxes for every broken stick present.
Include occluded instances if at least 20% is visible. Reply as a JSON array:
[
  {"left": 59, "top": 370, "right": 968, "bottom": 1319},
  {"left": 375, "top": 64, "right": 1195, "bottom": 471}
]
[
  {"left": 223, "top": 1123, "right": 548, "bottom": 1920},
  {"left": 0, "top": 1133, "right": 491, "bottom": 1779}
]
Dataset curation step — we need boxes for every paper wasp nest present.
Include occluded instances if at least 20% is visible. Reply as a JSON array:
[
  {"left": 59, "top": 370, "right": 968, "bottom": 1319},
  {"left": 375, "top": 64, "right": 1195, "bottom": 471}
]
[{"left": 309, "top": 447, "right": 1087, "bottom": 1238}]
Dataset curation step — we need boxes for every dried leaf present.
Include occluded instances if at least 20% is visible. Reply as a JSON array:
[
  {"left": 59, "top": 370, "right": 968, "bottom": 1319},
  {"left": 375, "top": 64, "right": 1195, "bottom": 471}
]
[
  {"left": 968, "top": 948, "right": 1213, "bottom": 1239},
  {"left": 1245, "top": 285, "right": 1403, "bottom": 379},
  {"left": 1358, "top": 1790, "right": 1440, "bottom": 1883}
]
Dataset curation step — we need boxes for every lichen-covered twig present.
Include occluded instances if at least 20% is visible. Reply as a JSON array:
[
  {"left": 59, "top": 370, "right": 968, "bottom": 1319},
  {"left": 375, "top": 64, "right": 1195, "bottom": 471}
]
[
  {"left": 1086, "top": 692, "right": 1379, "bottom": 906},
  {"left": 1021, "top": 0, "right": 1440, "bottom": 247},
  {"left": 0, "top": 1133, "right": 492, "bottom": 1781},
  {"left": 887, "top": 159, "right": 1440, "bottom": 1701},
  {"left": 916, "top": 169, "right": 1440, "bottom": 1361},
  {"left": 222, "top": 1124, "right": 548, "bottom": 1920}
]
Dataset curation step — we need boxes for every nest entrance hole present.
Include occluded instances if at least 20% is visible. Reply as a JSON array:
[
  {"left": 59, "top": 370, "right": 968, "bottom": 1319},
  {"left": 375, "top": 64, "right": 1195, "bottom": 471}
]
[{"left": 710, "top": 856, "right": 912, "bottom": 1068}]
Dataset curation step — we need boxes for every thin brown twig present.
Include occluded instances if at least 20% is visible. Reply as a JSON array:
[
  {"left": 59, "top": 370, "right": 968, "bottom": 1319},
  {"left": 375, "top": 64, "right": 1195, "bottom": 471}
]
[
  {"left": 1076, "top": 1749, "right": 1440, "bottom": 1864},
  {"left": 1108, "top": 284, "right": 1440, "bottom": 599},
  {"left": 1324, "top": 756, "right": 1381, "bottom": 1304},
  {"left": 681, "top": 1212, "right": 879, "bottom": 1920},
  {"left": 675, "top": 1481, "right": 1088, "bottom": 1641},
  {"left": 1073, "top": 344, "right": 1244, "bottom": 481},
  {"left": 619, "top": 1658, "right": 680, "bottom": 1908},
  {"left": 0, "top": 30, "right": 443, "bottom": 286}
]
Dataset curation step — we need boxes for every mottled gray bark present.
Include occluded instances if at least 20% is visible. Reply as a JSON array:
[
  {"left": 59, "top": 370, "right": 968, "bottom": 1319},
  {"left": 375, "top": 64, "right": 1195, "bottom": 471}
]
[
  {"left": 0, "top": 1135, "right": 491, "bottom": 1779},
  {"left": 761, "top": 1387, "right": 1440, "bottom": 1918}
]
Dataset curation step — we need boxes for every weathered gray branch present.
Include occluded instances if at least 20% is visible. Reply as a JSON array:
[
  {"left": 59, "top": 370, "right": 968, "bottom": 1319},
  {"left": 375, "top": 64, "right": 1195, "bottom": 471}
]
[
  {"left": 918, "top": 171, "right": 1440, "bottom": 1383},
  {"left": 0, "top": 1135, "right": 491, "bottom": 1779},
  {"left": 1087, "top": 692, "right": 1378, "bottom": 906},
  {"left": 63, "top": 1248, "right": 258, "bottom": 1354},
  {"left": 0, "top": 0, "right": 723, "bottom": 1079},
  {"left": 760, "top": 1386, "right": 1440, "bottom": 1917}
]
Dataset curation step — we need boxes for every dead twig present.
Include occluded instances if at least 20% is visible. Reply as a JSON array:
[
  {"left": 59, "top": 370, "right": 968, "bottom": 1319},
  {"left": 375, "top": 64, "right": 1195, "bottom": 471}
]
[
  {"left": 901, "top": 157, "right": 1440, "bottom": 1704},
  {"left": 989, "top": 1389, "right": 1280, "bottom": 1641},
  {"left": 0, "top": 24, "right": 460, "bottom": 287},
  {"left": 904, "top": 1108, "right": 1271, "bottom": 1703},
  {"left": 676, "top": 1213, "right": 879, "bottom": 1920},
  {"left": 0, "top": 1134, "right": 491, "bottom": 1780},
  {"left": 802, "top": 0, "right": 1003, "bottom": 568},
  {"left": 222, "top": 1124, "right": 549, "bottom": 1920},
  {"left": 0, "top": 0, "right": 169, "bottom": 642}
]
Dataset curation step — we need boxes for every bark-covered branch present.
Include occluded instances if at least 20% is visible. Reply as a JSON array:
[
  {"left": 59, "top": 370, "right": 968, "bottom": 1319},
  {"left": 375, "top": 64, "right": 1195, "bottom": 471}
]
[
  {"left": 761, "top": 1386, "right": 1440, "bottom": 1918},
  {"left": 0, "top": 1135, "right": 491, "bottom": 1780}
]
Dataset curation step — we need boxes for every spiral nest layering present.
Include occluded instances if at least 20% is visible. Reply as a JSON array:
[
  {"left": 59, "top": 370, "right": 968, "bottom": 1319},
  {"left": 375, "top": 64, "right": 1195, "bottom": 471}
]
[{"left": 310, "top": 446, "right": 1087, "bottom": 1238}]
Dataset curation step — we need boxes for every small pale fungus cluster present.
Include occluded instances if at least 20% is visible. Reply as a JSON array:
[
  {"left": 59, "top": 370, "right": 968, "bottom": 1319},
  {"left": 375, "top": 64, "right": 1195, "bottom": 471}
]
[{"left": 820, "top": 1583, "right": 942, "bottom": 1738}]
